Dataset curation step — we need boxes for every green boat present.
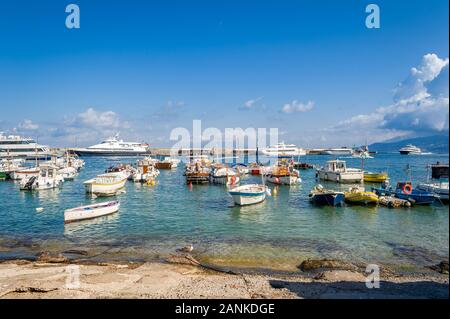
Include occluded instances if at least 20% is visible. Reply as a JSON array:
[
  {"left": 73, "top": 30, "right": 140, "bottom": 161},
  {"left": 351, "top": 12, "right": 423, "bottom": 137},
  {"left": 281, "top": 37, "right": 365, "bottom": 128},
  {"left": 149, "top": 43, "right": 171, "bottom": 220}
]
[{"left": 0, "top": 171, "right": 7, "bottom": 180}]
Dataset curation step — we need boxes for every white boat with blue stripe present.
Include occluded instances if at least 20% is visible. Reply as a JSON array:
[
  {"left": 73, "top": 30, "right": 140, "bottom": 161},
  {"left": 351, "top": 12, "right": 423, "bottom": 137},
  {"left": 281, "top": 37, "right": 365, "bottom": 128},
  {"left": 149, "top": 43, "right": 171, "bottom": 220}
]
[{"left": 228, "top": 184, "right": 271, "bottom": 206}]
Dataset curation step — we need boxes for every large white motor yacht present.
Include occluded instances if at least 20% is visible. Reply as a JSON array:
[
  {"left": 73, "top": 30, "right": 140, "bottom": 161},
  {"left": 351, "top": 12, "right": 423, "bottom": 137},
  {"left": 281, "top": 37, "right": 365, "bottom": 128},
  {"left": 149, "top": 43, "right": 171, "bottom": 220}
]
[
  {"left": 72, "top": 134, "right": 149, "bottom": 156},
  {"left": 261, "top": 142, "right": 306, "bottom": 158}
]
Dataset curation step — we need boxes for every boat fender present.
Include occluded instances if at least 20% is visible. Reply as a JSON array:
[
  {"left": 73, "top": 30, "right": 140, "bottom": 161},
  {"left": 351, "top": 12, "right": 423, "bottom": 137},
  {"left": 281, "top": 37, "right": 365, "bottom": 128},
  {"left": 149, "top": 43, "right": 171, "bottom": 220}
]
[
  {"left": 230, "top": 176, "right": 236, "bottom": 185},
  {"left": 403, "top": 184, "right": 413, "bottom": 194}
]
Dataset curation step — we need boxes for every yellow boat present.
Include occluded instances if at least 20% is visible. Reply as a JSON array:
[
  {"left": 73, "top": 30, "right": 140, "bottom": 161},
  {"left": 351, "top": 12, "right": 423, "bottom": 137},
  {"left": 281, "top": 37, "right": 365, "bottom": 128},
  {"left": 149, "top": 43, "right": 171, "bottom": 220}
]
[
  {"left": 344, "top": 186, "right": 379, "bottom": 205},
  {"left": 364, "top": 171, "right": 388, "bottom": 183}
]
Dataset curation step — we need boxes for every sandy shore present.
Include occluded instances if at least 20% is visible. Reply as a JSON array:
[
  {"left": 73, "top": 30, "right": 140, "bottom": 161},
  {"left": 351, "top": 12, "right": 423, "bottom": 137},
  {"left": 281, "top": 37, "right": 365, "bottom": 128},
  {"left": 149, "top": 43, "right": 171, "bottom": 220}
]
[{"left": 0, "top": 257, "right": 448, "bottom": 299}]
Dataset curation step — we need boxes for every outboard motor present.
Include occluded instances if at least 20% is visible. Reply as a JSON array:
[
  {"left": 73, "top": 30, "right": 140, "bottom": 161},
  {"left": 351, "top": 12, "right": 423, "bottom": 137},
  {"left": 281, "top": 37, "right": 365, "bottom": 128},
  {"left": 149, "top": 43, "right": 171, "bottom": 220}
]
[{"left": 23, "top": 176, "right": 37, "bottom": 190}]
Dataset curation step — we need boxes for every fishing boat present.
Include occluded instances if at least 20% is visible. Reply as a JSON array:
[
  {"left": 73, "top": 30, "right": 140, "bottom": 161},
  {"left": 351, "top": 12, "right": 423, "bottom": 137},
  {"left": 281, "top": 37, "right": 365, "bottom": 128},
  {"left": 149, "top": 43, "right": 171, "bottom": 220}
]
[
  {"left": 399, "top": 144, "right": 422, "bottom": 155},
  {"left": 133, "top": 158, "right": 159, "bottom": 183},
  {"left": 9, "top": 166, "right": 40, "bottom": 181},
  {"left": 0, "top": 158, "right": 25, "bottom": 178},
  {"left": 228, "top": 184, "right": 270, "bottom": 206},
  {"left": 416, "top": 163, "right": 449, "bottom": 203},
  {"left": 64, "top": 200, "right": 120, "bottom": 223},
  {"left": 84, "top": 171, "right": 127, "bottom": 196},
  {"left": 364, "top": 172, "right": 389, "bottom": 183},
  {"left": 265, "top": 160, "right": 300, "bottom": 185},
  {"left": 293, "top": 162, "right": 314, "bottom": 169},
  {"left": 316, "top": 160, "right": 363, "bottom": 183},
  {"left": 184, "top": 161, "right": 211, "bottom": 184},
  {"left": 417, "top": 182, "right": 449, "bottom": 204},
  {"left": 231, "top": 163, "right": 250, "bottom": 175},
  {"left": 154, "top": 157, "right": 180, "bottom": 169},
  {"left": 344, "top": 186, "right": 379, "bottom": 205},
  {"left": 371, "top": 182, "right": 437, "bottom": 205},
  {"left": 20, "top": 164, "right": 64, "bottom": 191},
  {"left": 309, "top": 184, "right": 345, "bottom": 206},
  {"left": 58, "top": 166, "right": 78, "bottom": 180},
  {"left": 210, "top": 165, "right": 240, "bottom": 186}
]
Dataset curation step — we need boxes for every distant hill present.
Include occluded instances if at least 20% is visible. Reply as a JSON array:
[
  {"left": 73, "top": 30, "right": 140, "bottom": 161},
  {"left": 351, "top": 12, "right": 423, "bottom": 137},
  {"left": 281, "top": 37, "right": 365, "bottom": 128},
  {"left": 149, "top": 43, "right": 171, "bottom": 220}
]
[{"left": 369, "top": 134, "right": 449, "bottom": 154}]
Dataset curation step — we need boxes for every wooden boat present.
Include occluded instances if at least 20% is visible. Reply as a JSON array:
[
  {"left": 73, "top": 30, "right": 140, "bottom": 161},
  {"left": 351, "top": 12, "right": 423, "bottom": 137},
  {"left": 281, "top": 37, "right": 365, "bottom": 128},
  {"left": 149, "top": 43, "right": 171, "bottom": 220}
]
[
  {"left": 228, "top": 184, "right": 270, "bottom": 206},
  {"left": 64, "top": 200, "right": 120, "bottom": 223},
  {"left": 265, "top": 160, "right": 300, "bottom": 185},
  {"left": 371, "top": 182, "right": 438, "bottom": 205},
  {"left": 84, "top": 171, "right": 127, "bottom": 196},
  {"left": 378, "top": 196, "right": 411, "bottom": 208},
  {"left": 154, "top": 157, "right": 180, "bottom": 169},
  {"left": 293, "top": 162, "right": 314, "bottom": 169},
  {"left": 317, "top": 160, "right": 363, "bottom": 183},
  {"left": 364, "top": 172, "right": 388, "bottom": 183},
  {"left": 309, "top": 185, "right": 345, "bottom": 206},
  {"left": 184, "top": 161, "right": 211, "bottom": 184},
  {"left": 133, "top": 159, "right": 159, "bottom": 183},
  {"left": 20, "top": 165, "right": 64, "bottom": 191},
  {"left": 344, "top": 186, "right": 378, "bottom": 205}
]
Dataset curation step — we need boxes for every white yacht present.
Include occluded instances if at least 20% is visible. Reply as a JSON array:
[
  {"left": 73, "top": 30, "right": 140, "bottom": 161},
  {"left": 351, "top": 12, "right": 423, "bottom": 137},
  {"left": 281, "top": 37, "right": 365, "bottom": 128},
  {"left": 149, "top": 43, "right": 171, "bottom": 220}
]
[
  {"left": 0, "top": 133, "right": 51, "bottom": 160},
  {"left": 320, "top": 148, "right": 354, "bottom": 156},
  {"left": 399, "top": 144, "right": 422, "bottom": 155},
  {"left": 72, "top": 134, "right": 149, "bottom": 156},
  {"left": 261, "top": 142, "right": 306, "bottom": 158}
]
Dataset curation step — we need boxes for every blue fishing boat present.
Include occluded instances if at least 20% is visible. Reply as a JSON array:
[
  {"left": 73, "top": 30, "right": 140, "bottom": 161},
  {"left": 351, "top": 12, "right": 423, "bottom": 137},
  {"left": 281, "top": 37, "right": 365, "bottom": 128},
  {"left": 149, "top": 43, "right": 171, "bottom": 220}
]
[
  {"left": 372, "top": 182, "right": 437, "bottom": 205},
  {"left": 309, "top": 185, "right": 345, "bottom": 207}
]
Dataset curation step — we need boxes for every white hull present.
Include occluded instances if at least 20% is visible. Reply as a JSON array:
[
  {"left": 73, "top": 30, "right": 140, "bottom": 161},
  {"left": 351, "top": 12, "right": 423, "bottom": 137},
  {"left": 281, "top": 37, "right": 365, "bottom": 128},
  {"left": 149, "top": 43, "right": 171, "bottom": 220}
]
[
  {"left": 211, "top": 175, "right": 240, "bottom": 185},
  {"left": 64, "top": 201, "right": 120, "bottom": 223},
  {"left": 417, "top": 182, "right": 449, "bottom": 200},
  {"left": 84, "top": 173, "right": 127, "bottom": 196},
  {"left": 317, "top": 170, "right": 363, "bottom": 183},
  {"left": 231, "top": 193, "right": 266, "bottom": 205},
  {"left": 20, "top": 176, "right": 64, "bottom": 190},
  {"left": 9, "top": 168, "right": 40, "bottom": 180},
  {"left": 266, "top": 174, "right": 300, "bottom": 185},
  {"left": 229, "top": 184, "right": 268, "bottom": 206}
]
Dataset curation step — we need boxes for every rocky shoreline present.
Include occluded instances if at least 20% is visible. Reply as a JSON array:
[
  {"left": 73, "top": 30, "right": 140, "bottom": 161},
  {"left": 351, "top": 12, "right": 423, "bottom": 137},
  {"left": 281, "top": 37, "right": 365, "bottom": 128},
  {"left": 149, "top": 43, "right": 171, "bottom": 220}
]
[{"left": 0, "top": 252, "right": 448, "bottom": 299}]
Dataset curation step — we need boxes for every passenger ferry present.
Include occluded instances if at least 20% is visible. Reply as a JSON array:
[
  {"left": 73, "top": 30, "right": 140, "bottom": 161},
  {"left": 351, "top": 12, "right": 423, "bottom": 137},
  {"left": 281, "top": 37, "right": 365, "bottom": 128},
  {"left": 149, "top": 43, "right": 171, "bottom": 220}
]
[
  {"left": 399, "top": 144, "right": 422, "bottom": 155},
  {"left": 0, "top": 133, "right": 51, "bottom": 160}
]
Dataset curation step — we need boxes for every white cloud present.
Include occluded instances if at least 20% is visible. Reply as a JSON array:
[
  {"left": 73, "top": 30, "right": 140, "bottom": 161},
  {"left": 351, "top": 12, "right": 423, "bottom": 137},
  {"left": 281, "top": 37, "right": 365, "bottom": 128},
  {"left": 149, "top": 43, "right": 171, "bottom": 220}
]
[
  {"left": 72, "top": 108, "right": 122, "bottom": 129},
  {"left": 329, "top": 53, "right": 449, "bottom": 141},
  {"left": 281, "top": 100, "right": 315, "bottom": 113},
  {"left": 18, "top": 119, "right": 39, "bottom": 130},
  {"left": 242, "top": 97, "right": 263, "bottom": 109}
]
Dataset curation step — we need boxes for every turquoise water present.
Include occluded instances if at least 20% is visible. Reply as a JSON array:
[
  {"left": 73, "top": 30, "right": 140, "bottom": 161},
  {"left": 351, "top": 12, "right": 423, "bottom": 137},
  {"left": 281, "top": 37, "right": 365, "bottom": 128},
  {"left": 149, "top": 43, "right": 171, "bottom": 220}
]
[{"left": 0, "top": 153, "right": 448, "bottom": 272}]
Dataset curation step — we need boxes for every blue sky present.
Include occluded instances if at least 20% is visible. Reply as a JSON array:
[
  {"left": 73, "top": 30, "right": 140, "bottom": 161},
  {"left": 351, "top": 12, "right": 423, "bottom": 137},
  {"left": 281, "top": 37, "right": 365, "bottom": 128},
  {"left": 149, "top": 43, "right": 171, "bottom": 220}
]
[{"left": 0, "top": 0, "right": 448, "bottom": 147}]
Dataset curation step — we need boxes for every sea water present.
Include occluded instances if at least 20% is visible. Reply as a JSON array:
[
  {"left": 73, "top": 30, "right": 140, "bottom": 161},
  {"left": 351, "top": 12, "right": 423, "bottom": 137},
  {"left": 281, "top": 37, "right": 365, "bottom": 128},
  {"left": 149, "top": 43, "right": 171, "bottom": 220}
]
[{"left": 0, "top": 153, "right": 448, "bottom": 273}]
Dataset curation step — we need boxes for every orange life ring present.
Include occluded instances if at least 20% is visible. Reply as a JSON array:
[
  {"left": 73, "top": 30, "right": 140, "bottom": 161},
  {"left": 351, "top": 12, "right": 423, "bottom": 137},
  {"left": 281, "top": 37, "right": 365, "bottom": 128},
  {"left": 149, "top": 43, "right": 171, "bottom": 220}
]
[{"left": 402, "top": 184, "right": 413, "bottom": 194}]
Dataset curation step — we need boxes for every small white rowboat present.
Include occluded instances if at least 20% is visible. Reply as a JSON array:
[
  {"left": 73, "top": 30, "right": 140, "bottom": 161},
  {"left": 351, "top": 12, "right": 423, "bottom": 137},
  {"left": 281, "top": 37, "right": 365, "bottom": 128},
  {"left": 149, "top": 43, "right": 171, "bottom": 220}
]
[
  {"left": 64, "top": 200, "right": 120, "bottom": 224},
  {"left": 228, "top": 184, "right": 270, "bottom": 206}
]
